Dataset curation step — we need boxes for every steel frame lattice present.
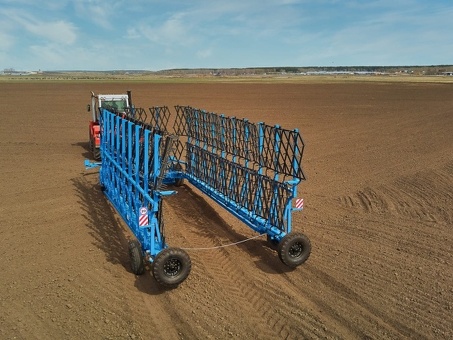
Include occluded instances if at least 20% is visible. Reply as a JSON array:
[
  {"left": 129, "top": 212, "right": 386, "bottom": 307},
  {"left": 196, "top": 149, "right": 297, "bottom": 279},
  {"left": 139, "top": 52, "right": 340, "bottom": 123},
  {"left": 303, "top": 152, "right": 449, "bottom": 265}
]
[
  {"left": 85, "top": 101, "right": 309, "bottom": 286},
  {"left": 99, "top": 107, "right": 177, "bottom": 259},
  {"left": 173, "top": 105, "right": 305, "bottom": 239}
]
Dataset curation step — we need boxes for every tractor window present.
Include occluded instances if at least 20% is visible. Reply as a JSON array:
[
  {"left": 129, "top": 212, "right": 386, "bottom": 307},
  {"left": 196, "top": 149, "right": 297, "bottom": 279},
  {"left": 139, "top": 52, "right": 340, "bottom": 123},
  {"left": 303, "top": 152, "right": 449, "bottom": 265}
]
[{"left": 101, "top": 100, "right": 128, "bottom": 111}]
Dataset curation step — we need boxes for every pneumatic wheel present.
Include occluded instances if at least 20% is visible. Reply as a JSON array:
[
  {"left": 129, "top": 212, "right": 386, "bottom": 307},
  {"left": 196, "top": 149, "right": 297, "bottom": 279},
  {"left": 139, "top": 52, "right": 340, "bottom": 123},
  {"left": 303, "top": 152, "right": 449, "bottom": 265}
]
[
  {"left": 93, "top": 147, "right": 101, "bottom": 161},
  {"left": 128, "top": 240, "right": 145, "bottom": 275},
  {"left": 152, "top": 248, "right": 191, "bottom": 287},
  {"left": 278, "top": 232, "right": 311, "bottom": 268}
]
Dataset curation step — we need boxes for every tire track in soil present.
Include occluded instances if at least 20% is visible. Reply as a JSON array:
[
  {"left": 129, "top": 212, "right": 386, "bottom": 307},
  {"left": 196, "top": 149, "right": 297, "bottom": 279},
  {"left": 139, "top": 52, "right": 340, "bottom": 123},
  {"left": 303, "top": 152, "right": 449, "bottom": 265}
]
[
  {"left": 317, "top": 176, "right": 453, "bottom": 340},
  {"left": 279, "top": 225, "right": 419, "bottom": 339},
  {"left": 71, "top": 175, "right": 149, "bottom": 338},
  {"left": 335, "top": 165, "right": 453, "bottom": 265},
  {"left": 164, "top": 184, "right": 318, "bottom": 339},
  {"left": 2, "top": 80, "right": 453, "bottom": 340},
  {"left": 295, "top": 227, "right": 432, "bottom": 338},
  {"left": 250, "top": 270, "right": 350, "bottom": 339},
  {"left": 128, "top": 275, "right": 201, "bottom": 340},
  {"left": 338, "top": 164, "right": 453, "bottom": 226},
  {"left": 164, "top": 185, "right": 281, "bottom": 338},
  {"left": 72, "top": 175, "right": 191, "bottom": 339},
  {"left": 307, "top": 265, "right": 428, "bottom": 339}
]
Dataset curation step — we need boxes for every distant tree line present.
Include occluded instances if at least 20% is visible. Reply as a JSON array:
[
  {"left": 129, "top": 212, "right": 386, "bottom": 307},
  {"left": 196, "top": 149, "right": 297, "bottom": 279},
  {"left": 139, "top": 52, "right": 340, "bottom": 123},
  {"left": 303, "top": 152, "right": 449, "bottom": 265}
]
[
  {"left": 155, "top": 65, "right": 453, "bottom": 76},
  {"left": 3, "top": 65, "right": 452, "bottom": 77}
]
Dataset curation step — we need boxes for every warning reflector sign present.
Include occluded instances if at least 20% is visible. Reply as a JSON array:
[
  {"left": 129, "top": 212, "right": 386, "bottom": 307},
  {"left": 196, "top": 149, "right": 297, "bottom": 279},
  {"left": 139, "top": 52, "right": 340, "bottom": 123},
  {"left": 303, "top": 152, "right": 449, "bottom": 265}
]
[
  {"left": 139, "top": 207, "right": 148, "bottom": 226},
  {"left": 295, "top": 198, "right": 304, "bottom": 209}
]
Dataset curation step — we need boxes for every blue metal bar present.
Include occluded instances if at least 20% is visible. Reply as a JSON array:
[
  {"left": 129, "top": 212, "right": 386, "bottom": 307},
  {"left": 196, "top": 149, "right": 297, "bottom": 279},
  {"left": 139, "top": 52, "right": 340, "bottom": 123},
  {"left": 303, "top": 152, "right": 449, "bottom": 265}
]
[
  {"left": 98, "top": 108, "right": 176, "bottom": 260},
  {"left": 172, "top": 106, "right": 305, "bottom": 241},
  {"left": 87, "top": 103, "right": 309, "bottom": 284}
]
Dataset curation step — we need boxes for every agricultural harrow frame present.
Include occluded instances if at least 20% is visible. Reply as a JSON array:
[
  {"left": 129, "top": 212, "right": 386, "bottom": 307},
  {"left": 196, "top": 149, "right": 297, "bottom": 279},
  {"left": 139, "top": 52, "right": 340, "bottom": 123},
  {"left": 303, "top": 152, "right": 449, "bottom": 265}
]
[{"left": 86, "top": 100, "right": 311, "bottom": 288}]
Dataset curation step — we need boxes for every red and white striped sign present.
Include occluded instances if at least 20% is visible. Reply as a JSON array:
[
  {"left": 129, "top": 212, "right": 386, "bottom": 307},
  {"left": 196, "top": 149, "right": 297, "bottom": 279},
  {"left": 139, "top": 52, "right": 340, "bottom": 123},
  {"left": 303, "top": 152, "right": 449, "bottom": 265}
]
[
  {"left": 139, "top": 207, "right": 148, "bottom": 226},
  {"left": 295, "top": 198, "right": 304, "bottom": 209}
]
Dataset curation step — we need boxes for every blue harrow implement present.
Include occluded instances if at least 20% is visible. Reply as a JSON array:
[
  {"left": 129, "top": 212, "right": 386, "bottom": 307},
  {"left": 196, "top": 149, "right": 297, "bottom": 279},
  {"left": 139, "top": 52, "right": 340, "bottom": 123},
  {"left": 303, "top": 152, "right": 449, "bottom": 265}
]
[{"left": 85, "top": 99, "right": 311, "bottom": 288}]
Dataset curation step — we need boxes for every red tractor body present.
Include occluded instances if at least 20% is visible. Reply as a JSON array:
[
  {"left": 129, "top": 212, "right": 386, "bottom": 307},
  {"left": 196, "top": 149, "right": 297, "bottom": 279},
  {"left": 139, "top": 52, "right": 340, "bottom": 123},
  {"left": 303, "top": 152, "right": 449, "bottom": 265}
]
[{"left": 87, "top": 91, "right": 131, "bottom": 160}]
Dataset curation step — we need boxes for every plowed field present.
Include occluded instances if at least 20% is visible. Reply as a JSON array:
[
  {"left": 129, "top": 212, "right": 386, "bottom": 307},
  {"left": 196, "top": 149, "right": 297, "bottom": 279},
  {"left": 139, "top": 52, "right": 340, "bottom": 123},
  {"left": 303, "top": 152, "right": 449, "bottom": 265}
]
[{"left": 1, "top": 79, "right": 452, "bottom": 339}]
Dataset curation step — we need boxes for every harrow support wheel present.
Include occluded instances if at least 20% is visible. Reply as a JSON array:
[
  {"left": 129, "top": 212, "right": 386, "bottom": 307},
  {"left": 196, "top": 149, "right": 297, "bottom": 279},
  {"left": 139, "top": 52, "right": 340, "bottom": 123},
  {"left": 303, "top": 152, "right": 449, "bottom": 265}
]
[
  {"left": 152, "top": 248, "right": 191, "bottom": 287},
  {"left": 278, "top": 232, "right": 311, "bottom": 268},
  {"left": 128, "top": 240, "right": 145, "bottom": 275}
]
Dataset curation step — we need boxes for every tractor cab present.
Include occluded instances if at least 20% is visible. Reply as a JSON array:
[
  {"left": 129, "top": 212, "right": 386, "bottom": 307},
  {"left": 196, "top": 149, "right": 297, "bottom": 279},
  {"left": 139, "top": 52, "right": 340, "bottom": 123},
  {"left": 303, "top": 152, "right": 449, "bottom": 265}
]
[
  {"left": 87, "top": 90, "right": 133, "bottom": 160},
  {"left": 87, "top": 91, "right": 131, "bottom": 122}
]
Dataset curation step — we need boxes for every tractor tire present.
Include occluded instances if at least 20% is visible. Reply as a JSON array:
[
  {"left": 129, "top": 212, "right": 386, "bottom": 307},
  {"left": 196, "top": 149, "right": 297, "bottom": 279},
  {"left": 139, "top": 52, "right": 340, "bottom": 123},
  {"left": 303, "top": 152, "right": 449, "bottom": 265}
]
[
  {"left": 278, "top": 232, "right": 311, "bottom": 268},
  {"left": 93, "top": 147, "right": 101, "bottom": 161},
  {"left": 128, "top": 240, "right": 145, "bottom": 275},
  {"left": 152, "top": 248, "right": 191, "bottom": 287}
]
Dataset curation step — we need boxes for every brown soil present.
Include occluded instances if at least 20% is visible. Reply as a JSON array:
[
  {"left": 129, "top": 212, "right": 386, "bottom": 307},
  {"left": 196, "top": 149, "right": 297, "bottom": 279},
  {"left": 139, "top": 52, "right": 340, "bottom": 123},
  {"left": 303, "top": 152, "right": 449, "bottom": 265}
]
[{"left": 0, "top": 80, "right": 452, "bottom": 339}]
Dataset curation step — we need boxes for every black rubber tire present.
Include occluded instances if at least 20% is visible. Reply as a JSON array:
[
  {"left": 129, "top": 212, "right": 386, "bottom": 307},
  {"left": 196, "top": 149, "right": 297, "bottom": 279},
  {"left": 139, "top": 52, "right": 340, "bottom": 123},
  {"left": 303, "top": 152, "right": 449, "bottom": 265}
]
[
  {"left": 152, "top": 248, "right": 191, "bottom": 287},
  {"left": 128, "top": 240, "right": 145, "bottom": 275},
  {"left": 278, "top": 232, "right": 311, "bottom": 268},
  {"left": 93, "top": 147, "right": 101, "bottom": 161},
  {"left": 89, "top": 132, "right": 100, "bottom": 160}
]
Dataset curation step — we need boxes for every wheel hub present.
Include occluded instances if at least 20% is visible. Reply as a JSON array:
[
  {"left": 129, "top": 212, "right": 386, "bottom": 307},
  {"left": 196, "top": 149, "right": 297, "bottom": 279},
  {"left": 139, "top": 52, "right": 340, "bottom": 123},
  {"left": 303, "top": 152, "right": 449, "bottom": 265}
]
[
  {"left": 289, "top": 242, "right": 303, "bottom": 258},
  {"left": 163, "top": 258, "right": 182, "bottom": 276}
]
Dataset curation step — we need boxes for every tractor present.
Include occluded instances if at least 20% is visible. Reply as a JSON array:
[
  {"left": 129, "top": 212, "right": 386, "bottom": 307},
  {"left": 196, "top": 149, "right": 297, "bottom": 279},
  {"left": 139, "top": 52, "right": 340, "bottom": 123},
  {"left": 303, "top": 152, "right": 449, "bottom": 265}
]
[{"left": 87, "top": 91, "right": 132, "bottom": 160}]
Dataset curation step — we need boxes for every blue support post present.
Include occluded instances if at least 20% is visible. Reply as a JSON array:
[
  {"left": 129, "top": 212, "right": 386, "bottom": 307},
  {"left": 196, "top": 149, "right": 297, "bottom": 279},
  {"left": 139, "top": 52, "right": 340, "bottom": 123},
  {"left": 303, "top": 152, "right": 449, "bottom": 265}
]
[
  {"left": 92, "top": 107, "right": 191, "bottom": 287},
  {"left": 86, "top": 102, "right": 310, "bottom": 288},
  {"left": 172, "top": 106, "right": 310, "bottom": 267}
]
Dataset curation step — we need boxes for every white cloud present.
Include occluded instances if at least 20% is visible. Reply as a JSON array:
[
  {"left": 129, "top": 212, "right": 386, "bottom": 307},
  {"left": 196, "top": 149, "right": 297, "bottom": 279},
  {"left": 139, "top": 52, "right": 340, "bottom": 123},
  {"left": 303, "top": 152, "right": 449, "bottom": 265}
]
[
  {"left": 1, "top": 0, "right": 452, "bottom": 70},
  {"left": 28, "top": 42, "right": 119, "bottom": 70},
  {"left": 291, "top": 0, "right": 453, "bottom": 66},
  {"left": 31, "top": 20, "right": 77, "bottom": 45},
  {"left": 0, "top": 30, "right": 15, "bottom": 51},
  {"left": 139, "top": 12, "right": 196, "bottom": 46},
  {"left": 1, "top": 0, "right": 66, "bottom": 9},
  {"left": 73, "top": 0, "right": 132, "bottom": 30},
  {"left": 74, "top": 1, "right": 113, "bottom": 30},
  {"left": 29, "top": 44, "right": 67, "bottom": 66},
  {"left": 2, "top": 9, "right": 77, "bottom": 45}
]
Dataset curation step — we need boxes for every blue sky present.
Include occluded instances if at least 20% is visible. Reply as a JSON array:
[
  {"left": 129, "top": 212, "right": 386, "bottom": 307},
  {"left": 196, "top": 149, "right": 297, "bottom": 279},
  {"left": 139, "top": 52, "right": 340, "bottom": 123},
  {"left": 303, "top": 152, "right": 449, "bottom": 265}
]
[{"left": 1, "top": 0, "right": 452, "bottom": 71}]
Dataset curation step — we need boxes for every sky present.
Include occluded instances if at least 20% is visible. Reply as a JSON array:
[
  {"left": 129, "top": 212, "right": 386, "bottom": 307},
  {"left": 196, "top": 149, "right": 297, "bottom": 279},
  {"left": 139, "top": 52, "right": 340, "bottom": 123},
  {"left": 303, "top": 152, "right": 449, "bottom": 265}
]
[{"left": 0, "top": 0, "right": 452, "bottom": 71}]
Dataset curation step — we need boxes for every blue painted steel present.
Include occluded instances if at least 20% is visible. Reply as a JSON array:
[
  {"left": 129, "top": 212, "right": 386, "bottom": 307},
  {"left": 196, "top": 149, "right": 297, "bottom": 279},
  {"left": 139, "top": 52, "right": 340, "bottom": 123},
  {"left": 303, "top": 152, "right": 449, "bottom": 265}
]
[
  {"left": 89, "top": 104, "right": 305, "bottom": 264},
  {"left": 172, "top": 106, "right": 306, "bottom": 243},
  {"left": 98, "top": 107, "right": 176, "bottom": 260}
]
